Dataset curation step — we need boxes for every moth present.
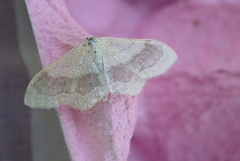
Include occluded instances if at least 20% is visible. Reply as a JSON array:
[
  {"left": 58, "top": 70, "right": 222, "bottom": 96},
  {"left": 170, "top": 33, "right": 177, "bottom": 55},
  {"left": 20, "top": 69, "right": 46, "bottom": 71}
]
[{"left": 24, "top": 37, "right": 177, "bottom": 110}]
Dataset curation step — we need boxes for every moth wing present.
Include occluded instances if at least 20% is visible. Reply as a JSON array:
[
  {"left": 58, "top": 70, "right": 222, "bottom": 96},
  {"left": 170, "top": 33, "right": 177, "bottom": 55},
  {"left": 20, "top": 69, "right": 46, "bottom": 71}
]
[
  {"left": 98, "top": 37, "right": 177, "bottom": 79},
  {"left": 103, "top": 51, "right": 146, "bottom": 95},
  {"left": 24, "top": 44, "right": 109, "bottom": 110}
]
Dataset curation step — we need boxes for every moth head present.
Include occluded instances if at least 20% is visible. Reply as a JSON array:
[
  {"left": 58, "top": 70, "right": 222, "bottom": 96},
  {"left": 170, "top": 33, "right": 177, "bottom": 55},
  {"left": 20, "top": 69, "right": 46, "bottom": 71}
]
[{"left": 86, "top": 36, "right": 97, "bottom": 47}]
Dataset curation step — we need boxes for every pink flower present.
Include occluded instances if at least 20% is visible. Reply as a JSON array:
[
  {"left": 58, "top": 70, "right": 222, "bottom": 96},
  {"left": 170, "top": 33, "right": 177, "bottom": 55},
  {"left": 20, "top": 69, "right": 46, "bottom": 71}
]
[{"left": 25, "top": 0, "right": 240, "bottom": 160}]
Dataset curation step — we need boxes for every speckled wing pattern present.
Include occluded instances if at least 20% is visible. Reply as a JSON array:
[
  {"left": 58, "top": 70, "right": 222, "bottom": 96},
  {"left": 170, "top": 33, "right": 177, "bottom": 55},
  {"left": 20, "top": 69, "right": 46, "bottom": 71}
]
[{"left": 24, "top": 36, "right": 177, "bottom": 110}]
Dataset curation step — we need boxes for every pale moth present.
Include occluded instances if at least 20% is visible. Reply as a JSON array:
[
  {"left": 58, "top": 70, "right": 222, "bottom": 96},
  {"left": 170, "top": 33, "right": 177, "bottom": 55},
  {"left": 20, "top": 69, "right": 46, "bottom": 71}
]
[{"left": 24, "top": 37, "right": 177, "bottom": 111}]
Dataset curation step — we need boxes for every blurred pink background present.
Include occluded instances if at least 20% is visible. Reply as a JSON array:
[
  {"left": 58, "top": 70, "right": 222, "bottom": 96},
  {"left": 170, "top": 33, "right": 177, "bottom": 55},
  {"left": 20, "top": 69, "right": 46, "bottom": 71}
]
[{"left": 24, "top": 0, "right": 240, "bottom": 160}]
